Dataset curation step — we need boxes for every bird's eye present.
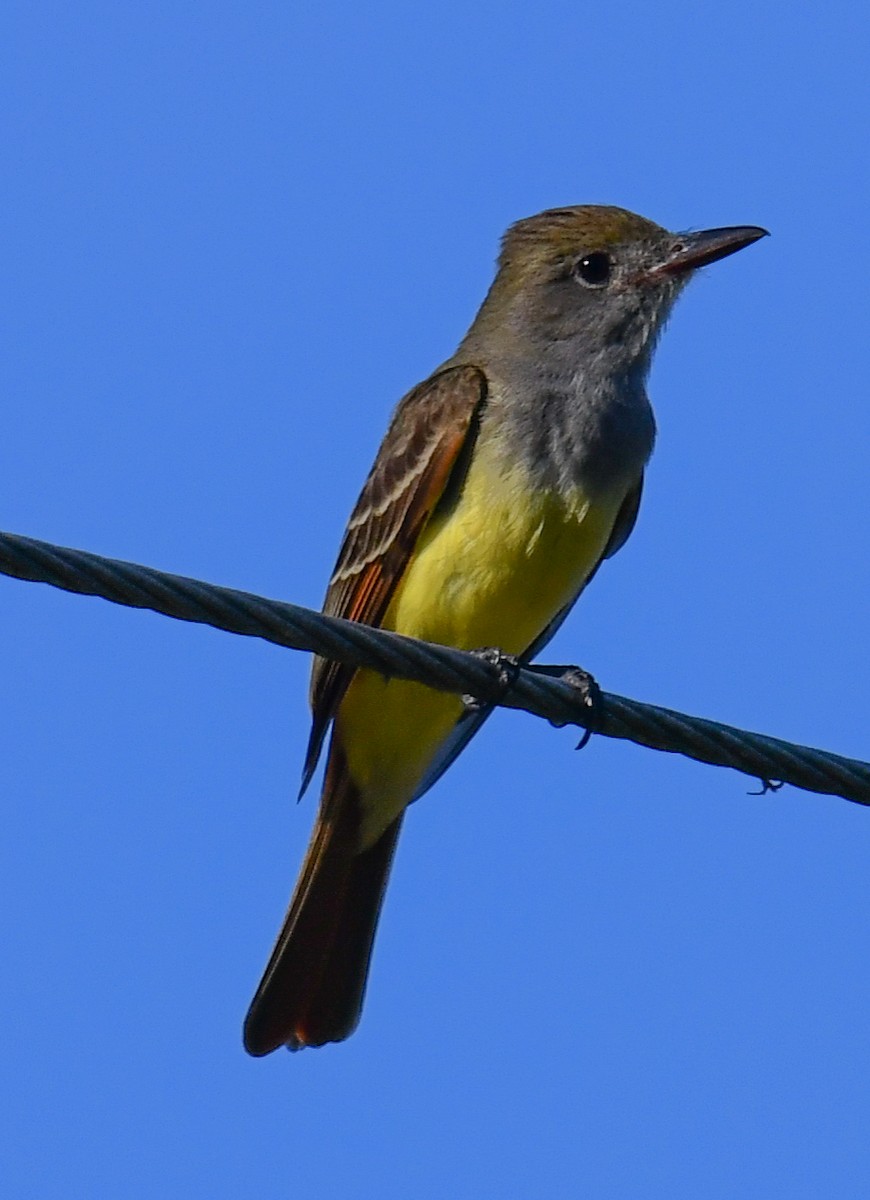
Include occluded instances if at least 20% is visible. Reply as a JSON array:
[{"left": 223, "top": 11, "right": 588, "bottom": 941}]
[{"left": 574, "top": 252, "right": 612, "bottom": 287}]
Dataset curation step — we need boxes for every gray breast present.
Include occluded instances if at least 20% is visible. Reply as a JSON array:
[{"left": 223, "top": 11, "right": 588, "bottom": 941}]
[{"left": 489, "top": 365, "right": 656, "bottom": 500}]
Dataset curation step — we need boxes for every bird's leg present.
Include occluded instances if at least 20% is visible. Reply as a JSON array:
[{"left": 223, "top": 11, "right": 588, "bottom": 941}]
[{"left": 461, "top": 654, "right": 603, "bottom": 749}]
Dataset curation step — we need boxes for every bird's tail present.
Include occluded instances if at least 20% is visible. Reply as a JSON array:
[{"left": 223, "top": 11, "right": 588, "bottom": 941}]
[{"left": 243, "top": 738, "right": 402, "bottom": 1055}]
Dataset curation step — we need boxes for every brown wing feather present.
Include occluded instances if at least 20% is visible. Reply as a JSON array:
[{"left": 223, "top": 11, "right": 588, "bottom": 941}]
[{"left": 300, "top": 364, "right": 488, "bottom": 792}]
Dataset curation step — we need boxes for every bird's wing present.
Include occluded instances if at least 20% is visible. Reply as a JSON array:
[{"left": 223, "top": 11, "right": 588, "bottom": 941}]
[
  {"left": 409, "top": 472, "right": 645, "bottom": 801},
  {"left": 299, "top": 364, "right": 489, "bottom": 796}
]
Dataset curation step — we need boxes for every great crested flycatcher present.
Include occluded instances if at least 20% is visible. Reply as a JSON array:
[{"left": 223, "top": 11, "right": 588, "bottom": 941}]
[{"left": 243, "top": 205, "right": 766, "bottom": 1055}]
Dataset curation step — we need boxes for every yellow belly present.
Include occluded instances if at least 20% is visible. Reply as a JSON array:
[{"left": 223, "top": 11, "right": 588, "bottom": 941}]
[{"left": 337, "top": 446, "right": 624, "bottom": 846}]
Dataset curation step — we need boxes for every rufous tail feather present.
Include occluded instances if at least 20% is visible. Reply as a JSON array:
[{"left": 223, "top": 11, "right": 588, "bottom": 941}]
[{"left": 244, "top": 739, "right": 402, "bottom": 1054}]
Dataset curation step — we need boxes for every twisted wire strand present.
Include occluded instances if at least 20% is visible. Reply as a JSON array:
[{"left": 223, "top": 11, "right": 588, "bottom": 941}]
[{"left": 1, "top": 528, "right": 868, "bottom": 807}]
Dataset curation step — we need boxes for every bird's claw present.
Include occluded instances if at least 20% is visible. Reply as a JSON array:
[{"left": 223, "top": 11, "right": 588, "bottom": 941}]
[{"left": 748, "top": 777, "right": 785, "bottom": 797}]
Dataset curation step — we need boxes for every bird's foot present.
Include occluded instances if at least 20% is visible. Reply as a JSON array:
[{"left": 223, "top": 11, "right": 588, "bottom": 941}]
[
  {"left": 524, "top": 663, "right": 603, "bottom": 748},
  {"left": 461, "top": 647, "right": 521, "bottom": 713}
]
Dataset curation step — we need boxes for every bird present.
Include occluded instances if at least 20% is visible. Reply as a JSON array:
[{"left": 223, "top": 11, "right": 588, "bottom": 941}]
[{"left": 243, "top": 204, "right": 767, "bottom": 1054}]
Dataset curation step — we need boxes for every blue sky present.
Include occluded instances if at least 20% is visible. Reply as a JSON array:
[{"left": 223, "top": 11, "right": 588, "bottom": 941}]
[{"left": 2, "top": 1, "right": 869, "bottom": 1196}]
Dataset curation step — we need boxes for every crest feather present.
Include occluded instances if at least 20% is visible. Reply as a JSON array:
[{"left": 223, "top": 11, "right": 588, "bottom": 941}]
[{"left": 500, "top": 205, "right": 666, "bottom": 270}]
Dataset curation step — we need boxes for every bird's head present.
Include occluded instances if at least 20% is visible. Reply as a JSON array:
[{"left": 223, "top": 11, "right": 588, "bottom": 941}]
[{"left": 466, "top": 205, "right": 767, "bottom": 375}]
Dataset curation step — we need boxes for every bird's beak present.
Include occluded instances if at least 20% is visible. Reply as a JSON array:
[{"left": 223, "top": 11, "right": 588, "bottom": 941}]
[{"left": 651, "top": 225, "right": 769, "bottom": 276}]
